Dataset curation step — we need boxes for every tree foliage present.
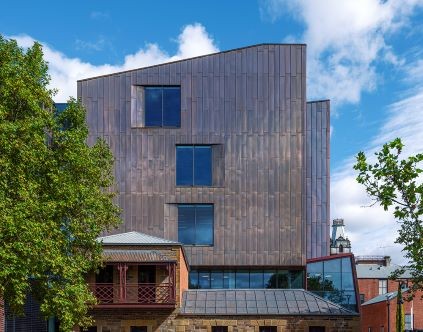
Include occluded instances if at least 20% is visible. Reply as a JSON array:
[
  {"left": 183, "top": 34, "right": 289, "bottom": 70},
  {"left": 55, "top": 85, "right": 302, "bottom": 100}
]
[
  {"left": 354, "top": 138, "right": 423, "bottom": 293},
  {"left": 0, "top": 36, "right": 121, "bottom": 330}
]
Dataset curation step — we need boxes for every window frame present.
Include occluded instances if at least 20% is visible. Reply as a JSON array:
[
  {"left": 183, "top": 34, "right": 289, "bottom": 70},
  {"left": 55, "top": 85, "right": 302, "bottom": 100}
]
[
  {"left": 378, "top": 279, "right": 388, "bottom": 295},
  {"left": 143, "top": 86, "right": 181, "bottom": 128},
  {"left": 177, "top": 204, "right": 214, "bottom": 246},
  {"left": 176, "top": 145, "right": 213, "bottom": 187}
]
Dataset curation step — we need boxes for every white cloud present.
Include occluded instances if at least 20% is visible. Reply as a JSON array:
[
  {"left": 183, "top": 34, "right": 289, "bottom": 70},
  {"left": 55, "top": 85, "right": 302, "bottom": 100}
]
[
  {"left": 260, "top": 0, "right": 422, "bottom": 107},
  {"left": 260, "top": 0, "right": 423, "bottom": 265},
  {"left": 8, "top": 23, "right": 218, "bottom": 102},
  {"left": 331, "top": 59, "right": 423, "bottom": 265}
]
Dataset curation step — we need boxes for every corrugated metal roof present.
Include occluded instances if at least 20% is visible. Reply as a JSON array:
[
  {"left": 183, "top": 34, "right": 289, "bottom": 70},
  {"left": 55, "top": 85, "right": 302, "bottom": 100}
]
[
  {"left": 355, "top": 264, "right": 411, "bottom": 279},
  {"left": 180, "top": 289, "right": 358, "bottom": 316},
  {"left": 102, "top": 249, "right": 175, "bottom": 263},
  {"left": 97, "top": 231, "right": 180, "bottom": 245}
]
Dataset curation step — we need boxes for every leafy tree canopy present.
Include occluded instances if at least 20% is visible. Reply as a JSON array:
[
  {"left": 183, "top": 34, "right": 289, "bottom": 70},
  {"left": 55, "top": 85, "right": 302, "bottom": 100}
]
[
  {"left": 0, "top": 36, "right": 121, "bottom": 330},
  {"left": 354, "top": 138, "right": 423, "bottom": 294}
]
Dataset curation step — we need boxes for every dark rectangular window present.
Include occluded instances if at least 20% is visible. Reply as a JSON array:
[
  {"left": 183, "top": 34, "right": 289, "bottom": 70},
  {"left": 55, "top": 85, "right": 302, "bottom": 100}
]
[
  {"left": 80, "top": 327, "right": 97, "bottom": 332},
  {"left": 131, "top": 327, "right": 147, "bottom": 332},
  {"left": 309, "top": 327, "right": 325, "bottom": 332},
  {"left": 212, "top": 327, "right": 228, "bottom": 332},
  {"left": 176, "top": 145, "right": 212, "bottom": 186},
  {"left": 178, "top": 204, "right": 213, "bottom": 245},
  {"left": 259, "top": 327, "right": 277, "bottom": 332},
  {"left": 144, "top": 86, "right": 180, "bottom": 127}
]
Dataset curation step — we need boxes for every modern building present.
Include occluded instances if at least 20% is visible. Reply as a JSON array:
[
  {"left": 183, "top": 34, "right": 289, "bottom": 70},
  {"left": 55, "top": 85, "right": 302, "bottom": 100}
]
[
  {"left": 78, "top": 43, "right": 330, "bottom": 282},
  {"left": 356, "top": 256, "right": 423, "bottom": 331},
  {"left": 1, "top": 44, "right": 357, "bottom": 331}
]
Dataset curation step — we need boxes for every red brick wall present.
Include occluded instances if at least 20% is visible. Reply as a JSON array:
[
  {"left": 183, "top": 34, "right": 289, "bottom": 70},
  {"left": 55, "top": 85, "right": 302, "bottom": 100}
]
[
  {"left": 360, "top": 290, "right": 423, "bottom": 331},
  {"left": 357, "top": 279, "right": 399, "bottom": 303}
]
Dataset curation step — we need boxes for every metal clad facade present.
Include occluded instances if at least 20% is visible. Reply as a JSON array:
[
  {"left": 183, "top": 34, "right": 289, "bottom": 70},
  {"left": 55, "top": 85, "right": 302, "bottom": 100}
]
[
  {"left": 305, "top": 100, "right": 330, "bottom": 258},
  {"left": 78, "top": 44, "right": 307, "bottom": 268}
]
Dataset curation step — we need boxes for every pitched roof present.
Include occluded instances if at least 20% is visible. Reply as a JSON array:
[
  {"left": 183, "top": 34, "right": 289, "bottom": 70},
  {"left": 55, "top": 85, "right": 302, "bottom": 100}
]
[
  {"left": 361, "top": 288, "right": 410, "bottom": 306},
  {"left": 97, "top": 231, "right": 180, "bottom": 246},
  {"left": 102, "top": 249, "right": 176, "bottom": 263},
  {"left": 355, "top": 264, "right": 411, "bottom": 279},
  {"left": 180, "top": 289, "right": 358, "bottom": 316}
]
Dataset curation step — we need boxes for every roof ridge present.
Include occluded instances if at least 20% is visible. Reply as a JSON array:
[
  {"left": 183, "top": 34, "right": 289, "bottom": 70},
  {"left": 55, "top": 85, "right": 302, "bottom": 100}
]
[{"left": 97, "top": 230, "right": 180, "bottom": 245}]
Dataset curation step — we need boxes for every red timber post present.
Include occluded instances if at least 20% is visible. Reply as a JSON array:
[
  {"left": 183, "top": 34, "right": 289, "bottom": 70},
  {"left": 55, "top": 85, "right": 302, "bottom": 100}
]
[{"left": 117, "top": 263, "right": 128, "bottom": 303}]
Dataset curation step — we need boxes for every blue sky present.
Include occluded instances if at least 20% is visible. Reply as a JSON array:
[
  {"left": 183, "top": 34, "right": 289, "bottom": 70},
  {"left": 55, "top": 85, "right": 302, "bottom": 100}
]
[{"left": 2, "top": 0, "right": 423, "bottom": 263}]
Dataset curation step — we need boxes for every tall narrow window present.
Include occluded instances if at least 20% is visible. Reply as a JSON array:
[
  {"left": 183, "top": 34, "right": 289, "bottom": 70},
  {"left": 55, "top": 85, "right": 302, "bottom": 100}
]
[
  {"left": 378, "top": 279, "right": 387, "bottom": 295},
  {"left": 176, "top": 145, "right": 212, "bottom": 186},
  {"left": 178, "top": 204, "right": 213, "bottom": 245},
  {"left": 144, "top": 86, "right": 180, "bottom": 127}
]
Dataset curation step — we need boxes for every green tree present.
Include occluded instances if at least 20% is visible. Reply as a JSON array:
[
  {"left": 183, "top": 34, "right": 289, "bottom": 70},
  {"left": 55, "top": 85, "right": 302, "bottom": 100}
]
[
  {"left": 0, "top": 36, "right": 121, "bottom": 330},
  {"left": 354, "top": 138, "right": 423, "bottom": 293}
]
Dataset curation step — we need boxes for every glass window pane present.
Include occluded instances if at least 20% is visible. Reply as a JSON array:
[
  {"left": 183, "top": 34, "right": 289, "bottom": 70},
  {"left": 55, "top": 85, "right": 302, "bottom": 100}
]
[
  {"left": 250, "top": 271, "right": 264, "bottom": 288},
  {"left": 341, "top": 257, "right": 352, "bottom": 273},
  {"left": 324, "top": 272, "right": 342, "bottom": 291},
  {"left": 236, "top": 270, "right": 249, "bottom": 288},
  {"left": 290, "top": 271, "right": 304, "bottom": 288},
  {"left": 307, "top": 261, "right": 323, "bottom": 274},
  {"left": 176, "top": 146, "right": 194, "bottom": 186},
  {"left": 307, "top": 272, "right": 325, "bottom": 291},
  {"left": 223, "top": 271, "right": 236, "bottom": 288},
  {"left": 178, "top": 205, "right": 196, "bottom": 244},
  {"left": 343, "top": 291, "right": 356, "bottom": 305},
  {"left": 198, "top": 271, "right": 211, "bottom": 289},
  {"left": 342, "top": 272, "right": 355, "bottom": 290},
  {"left": 144, "top": 87, "right": 162, "bottom": 126},
  {"left": 163, "top": 87, "right": 181, "bottom": 127},
  {"left": 211, "top": 271, "right": 224, "bottom": 289},
  {"left": 195, "top": 205, "right": 213, "bottom": 245},
  {"left": 194, "top": 146, "right": 212, "bottom": 186},
  {"left": 276, "top": 270, "right": 289, "bottom": 288},
  {"left": 264, "top": 270, "right": 277, "bottom": 288},
  {"left": 189, "top": 270, "right": 199, "bottom": 289},
  {"left": 324, "top": 258, "right": 341, "bottom": 273}
]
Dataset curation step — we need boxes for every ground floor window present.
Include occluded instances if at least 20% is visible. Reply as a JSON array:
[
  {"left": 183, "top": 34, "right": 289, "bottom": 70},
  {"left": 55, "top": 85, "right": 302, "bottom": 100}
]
[
  {"left": 131, "top": 327, "right": 148, "bottom": 332},
  {"left": 309, "top": 327, "right": 325, "bottom": 332},
  {"left": 189, "top": 269, "right": 304, "bottom": 289},
  {"left": 212, "top": 327, "right": 228, "bottom": 332},
  {"left": 259, "top": 326, "right": 277, "bottom": 332}
]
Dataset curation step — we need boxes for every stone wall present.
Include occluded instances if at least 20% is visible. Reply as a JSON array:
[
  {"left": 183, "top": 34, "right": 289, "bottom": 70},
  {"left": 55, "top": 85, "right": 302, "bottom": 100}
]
[{"left": 81, "top": 309, "right": 360, "bottom": 332}]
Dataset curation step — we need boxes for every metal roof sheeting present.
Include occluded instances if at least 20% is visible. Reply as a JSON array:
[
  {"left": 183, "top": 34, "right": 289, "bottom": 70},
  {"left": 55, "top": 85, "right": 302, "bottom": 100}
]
[
  {"left": 355, "top": 264, "right": 411, "bottom": 279},
  {"left": 180, "top": 289, "right": 358, "bottom": 316},
  {"left": 97, "top": 231, "right": 180, "bottom": 245},
  {"left": 102, "top": 249, "right": 175, "bottom": 263}
]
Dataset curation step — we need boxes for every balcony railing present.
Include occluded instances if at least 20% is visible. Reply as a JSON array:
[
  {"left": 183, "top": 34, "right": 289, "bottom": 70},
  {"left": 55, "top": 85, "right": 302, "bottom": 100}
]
[{"left": 89, "top": 283, "right": 176, "bottom": 306}]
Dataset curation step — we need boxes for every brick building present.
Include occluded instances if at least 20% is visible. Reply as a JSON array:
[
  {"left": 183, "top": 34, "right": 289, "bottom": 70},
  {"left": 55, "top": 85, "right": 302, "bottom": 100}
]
[
  {"left": 356, "top": 256, "right": 423, "bottom": 331},
  {"left": 83, "top": 231, "right": 359, "bottom": 332}
]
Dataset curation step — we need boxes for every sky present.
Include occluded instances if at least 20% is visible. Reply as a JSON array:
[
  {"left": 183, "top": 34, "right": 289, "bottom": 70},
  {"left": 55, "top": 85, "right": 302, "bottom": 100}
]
[{"left": 1, "top": 0, "right": 423, "bottom": 265}]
